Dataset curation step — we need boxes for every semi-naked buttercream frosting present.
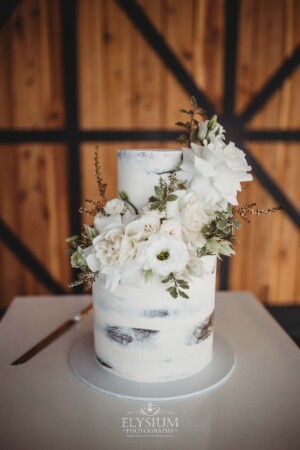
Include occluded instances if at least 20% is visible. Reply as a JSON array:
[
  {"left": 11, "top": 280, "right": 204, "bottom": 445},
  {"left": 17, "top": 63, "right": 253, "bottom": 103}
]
[{"left": 92, "top": 149, "right": 216, "bottom": 382}]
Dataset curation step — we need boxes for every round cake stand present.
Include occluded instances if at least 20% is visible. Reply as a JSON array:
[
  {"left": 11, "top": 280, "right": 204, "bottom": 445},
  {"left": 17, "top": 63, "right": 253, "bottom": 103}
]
[{"left": 69, "top": 332, "right": 235, "bottom": 401}]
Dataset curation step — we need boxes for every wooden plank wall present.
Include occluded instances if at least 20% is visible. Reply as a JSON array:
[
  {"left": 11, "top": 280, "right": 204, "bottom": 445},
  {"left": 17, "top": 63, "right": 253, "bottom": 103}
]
[{"left": 0, "top": 0, "right": 299, "bottom": 308}]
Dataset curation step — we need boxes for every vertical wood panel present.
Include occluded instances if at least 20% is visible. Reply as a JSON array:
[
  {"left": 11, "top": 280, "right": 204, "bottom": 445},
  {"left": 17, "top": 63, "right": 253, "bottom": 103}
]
[{"left": 0, "top": 0, "right": 69, "bottom": 308}]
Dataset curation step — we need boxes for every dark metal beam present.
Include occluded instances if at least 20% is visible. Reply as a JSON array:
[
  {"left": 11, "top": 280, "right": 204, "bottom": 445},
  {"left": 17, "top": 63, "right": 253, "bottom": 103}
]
[
  {"left": 1, "top": 128, "right": 300, "bottom": 144},
  {"left": 245, "top": 147, "right": 300, "bottom": 228},
  {"left": 0, "top": 129, "right": 179, "bottom": 143},
  {"left": 61, "top": 0, "right": 82, "bottom": 236},
  {"left": 245, "top": 130, "right": 300, "bottom": 142},
  {"left": 0, "top": 130, "right": 68, "bottom": 143},
  {"left": 219, "top": 0, "right": 240, "bottom": 290},
  {"left": 115, "top": 0, "right": 215, "bottom": 116},
  {"left": 239, "top": 46, "right": 300, "bottom": 124},
  {"left": 223, "top": 0, "right": 240, "bottom": 117}
]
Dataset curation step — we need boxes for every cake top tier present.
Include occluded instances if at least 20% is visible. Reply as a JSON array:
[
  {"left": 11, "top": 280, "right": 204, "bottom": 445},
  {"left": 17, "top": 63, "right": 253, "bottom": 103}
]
[{"left": 117, "top": 149, "right": 182, "bottom": 209}]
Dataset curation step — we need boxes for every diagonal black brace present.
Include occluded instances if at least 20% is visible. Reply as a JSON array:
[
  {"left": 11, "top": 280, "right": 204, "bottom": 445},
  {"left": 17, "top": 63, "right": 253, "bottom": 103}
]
[
  {"left": 245, "top": 147, "right": 300, "bottom": 228},
  {"left": 239, "top": 46, "right": 300, "bottom": 124},
  {"left": 115, "top": 0, "right": 215, "bottom": 116},
  {"left": 0, "top": 0, "right": 20, "bottom": 28},
  {"left": 0, "top": 220, "right": 66, "bottom": 295}
]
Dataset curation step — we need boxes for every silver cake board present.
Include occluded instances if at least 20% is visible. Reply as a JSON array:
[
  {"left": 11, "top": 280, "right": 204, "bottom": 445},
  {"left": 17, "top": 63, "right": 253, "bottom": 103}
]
[{"left": 69, "top": 331, "right": 235, "bottom": 401}]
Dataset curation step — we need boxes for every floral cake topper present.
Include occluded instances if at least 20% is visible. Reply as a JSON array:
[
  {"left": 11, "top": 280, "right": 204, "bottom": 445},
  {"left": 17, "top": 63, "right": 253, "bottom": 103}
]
[{"left": 66, "top": 97, "right": 282, "bottom": 298}]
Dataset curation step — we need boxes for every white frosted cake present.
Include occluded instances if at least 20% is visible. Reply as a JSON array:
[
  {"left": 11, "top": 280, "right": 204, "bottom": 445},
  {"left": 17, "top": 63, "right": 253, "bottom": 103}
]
[{"left": 92, "top": 150, "right": 216, "bottom": 382}]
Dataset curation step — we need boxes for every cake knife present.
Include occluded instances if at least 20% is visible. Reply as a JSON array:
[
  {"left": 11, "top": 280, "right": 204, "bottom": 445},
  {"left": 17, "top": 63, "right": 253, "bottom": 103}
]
[{"left": 11, "top": 303, "right": 93, "bottom": 366}]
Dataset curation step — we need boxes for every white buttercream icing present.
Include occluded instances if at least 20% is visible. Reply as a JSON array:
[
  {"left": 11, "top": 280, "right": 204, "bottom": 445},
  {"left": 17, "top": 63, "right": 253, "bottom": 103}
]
[{"left": 117, "top": 149, "right": 182, "bottom": 209}]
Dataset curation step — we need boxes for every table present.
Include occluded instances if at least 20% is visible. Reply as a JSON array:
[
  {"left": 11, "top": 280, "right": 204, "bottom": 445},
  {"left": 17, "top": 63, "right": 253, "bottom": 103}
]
[{"left": 1, "top": 292, "right": 299, "bottom": 450}]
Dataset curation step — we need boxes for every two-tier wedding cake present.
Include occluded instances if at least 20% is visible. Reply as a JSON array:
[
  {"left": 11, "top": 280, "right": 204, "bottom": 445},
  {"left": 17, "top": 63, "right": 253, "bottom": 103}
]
[{"left": 92, "top": 150, "right": 217, "bottom": 382}]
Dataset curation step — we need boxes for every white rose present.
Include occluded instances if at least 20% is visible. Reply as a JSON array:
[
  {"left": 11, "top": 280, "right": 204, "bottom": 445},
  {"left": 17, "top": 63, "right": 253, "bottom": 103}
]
[
  {"left": 143, "top": 233, "right": 189, "bottom": 277},
  {"left": 179, "top": 140, "right": 252, "bottom": 210},
  {"left": 179, "top": 192, "right": 208, "bottom": 249},
  {"left": 160, "top": 219, "right": 182, "bottom": 239},
  {"left": 125, "top": 211, "right": 161, "bottom": 242},
  {"left": 93, "top": 223, "right": 124, "bottom": 266},
  {"left": 104, "top": 198, "right": 125, "bottom": 215}
]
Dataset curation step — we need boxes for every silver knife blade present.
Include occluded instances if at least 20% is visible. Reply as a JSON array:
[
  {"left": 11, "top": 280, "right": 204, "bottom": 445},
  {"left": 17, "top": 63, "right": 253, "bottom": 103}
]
[{"left": 11, "top": 303, "right": 93, "bottom": 366}]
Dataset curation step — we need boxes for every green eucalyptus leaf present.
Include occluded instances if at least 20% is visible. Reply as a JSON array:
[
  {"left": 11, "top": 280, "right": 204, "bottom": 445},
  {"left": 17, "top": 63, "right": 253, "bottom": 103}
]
[
  {"left": 167, "top": 194, "right": 178, "bottom": 201},
  {"left": 232, "top": 219, "right": 241, "bottom": 229},
  {"left": 216, "top": 219, "right": 228, "bottom": 230},
  {"left": 169, "top": 289, "right": 178, "bottom": 299},
  {"left": 150, "top": 201, "right": 160, "bottom": 210},
  {"left": 154, "top": 186, "right": 163, "bottom": 197},
  {"left": 179, "top": 290, "right": 189, "bottom": 299}
]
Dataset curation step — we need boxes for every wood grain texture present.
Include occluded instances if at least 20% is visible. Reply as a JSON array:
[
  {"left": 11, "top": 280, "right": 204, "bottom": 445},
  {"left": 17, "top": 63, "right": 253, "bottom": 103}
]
[
  {"left": 0, "top": 0, "right": 69, "bottom": 308},
  {"left": 0, "top": 0, "right": 299, "bottom": 308}
]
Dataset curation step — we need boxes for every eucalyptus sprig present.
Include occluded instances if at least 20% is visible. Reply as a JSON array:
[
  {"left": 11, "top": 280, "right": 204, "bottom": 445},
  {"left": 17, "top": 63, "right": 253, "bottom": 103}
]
[
  {"left": 176, "top": 96, "right": 207, "bottom": 146},
  {"left": 199, "top": 205, "right": 240, "bottom": 257},
  {"left": 162, "top": 273, "right": 189, "bottom": 299},
  {"left": 148, "top": 173, "right": 185, "bottom": 212},
  {"left": 202, "top": 205, "right": 241, "bottom": 241}
]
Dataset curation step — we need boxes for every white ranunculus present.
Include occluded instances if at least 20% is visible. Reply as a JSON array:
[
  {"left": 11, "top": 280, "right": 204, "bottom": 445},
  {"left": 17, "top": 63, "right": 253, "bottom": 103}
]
[
  {"left": 160, "top": 219, "right": 182, "bottom": 239},
  {"left": 125, "top": 211, "right": 161, "bottom": 242},
  {"left": 179, "top": 141, "right": 253, "bottom": 210},
  {"left": 142, "top": 233, "right": 189, "bottom": 277},
  {"left": 93, "top": 213, "right": 122, "bottom": 234},
  {"left": 121, "top": 210, "right": 137, "bottom": 226},
  {"left": 198, "top": 118, "right": 225, "bottom": 145},
  {"left": 104, "top": 198, "right": 126, "bottom": 215}
]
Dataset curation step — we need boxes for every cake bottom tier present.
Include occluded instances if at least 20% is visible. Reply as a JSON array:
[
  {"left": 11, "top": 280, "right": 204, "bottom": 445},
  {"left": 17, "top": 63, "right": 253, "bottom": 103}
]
[
  {"left": 93, "top": 305, "right": 215, "bottom": 382},
  {"left": 94, "top": 330, "right": 214, "bottom": 382}
]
